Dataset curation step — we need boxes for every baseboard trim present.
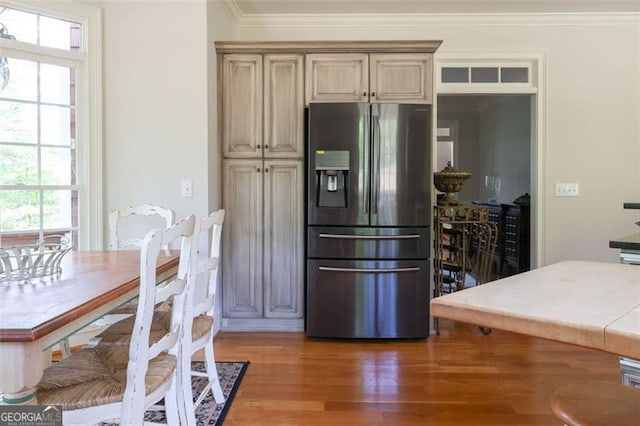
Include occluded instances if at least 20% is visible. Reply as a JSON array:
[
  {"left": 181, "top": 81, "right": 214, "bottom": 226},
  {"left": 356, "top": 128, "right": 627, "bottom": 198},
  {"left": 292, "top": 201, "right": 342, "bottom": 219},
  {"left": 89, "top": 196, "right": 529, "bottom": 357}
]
[{"left": 221, "top": 318, "right": 304, "bottom": 332}]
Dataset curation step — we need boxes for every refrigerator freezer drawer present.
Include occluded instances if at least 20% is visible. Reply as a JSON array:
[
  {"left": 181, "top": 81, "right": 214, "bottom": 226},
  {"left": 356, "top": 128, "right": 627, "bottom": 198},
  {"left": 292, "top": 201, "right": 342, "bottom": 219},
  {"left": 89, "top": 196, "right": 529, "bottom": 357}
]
[
  {"left": 306, "top": 259, "right": 430, "bottom": 338},
  {"left": 307, "top": 226, "right": 430, "bottom": 260}
]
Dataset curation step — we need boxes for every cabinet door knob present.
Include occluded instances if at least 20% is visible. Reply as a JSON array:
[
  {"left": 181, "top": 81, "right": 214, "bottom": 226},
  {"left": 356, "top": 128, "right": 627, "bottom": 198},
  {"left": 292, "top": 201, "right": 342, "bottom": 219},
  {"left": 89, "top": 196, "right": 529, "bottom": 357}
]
[
  {"left": 363, "top": 91, "right": 367, "bottom": 97},
  {"left": 256, "top": 144, "right": 261, "bottom": 149},
  {"left": 265, "top": 167, "right": 269, "bottom": 172},
  {"left": 256, "top": 167, "right": 261, "bottom": 172},
  {"left": 264, "top": 144, "right": 269, "bottom": 149},
  {"left": 371, "top": 92, "right": 376, "bottom": 97}
]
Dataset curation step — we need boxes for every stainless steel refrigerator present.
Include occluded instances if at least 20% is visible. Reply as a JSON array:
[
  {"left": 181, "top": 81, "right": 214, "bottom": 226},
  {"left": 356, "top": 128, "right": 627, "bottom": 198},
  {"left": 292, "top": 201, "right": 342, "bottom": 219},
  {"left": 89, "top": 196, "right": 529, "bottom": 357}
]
[{"left": 306, "top": 103, "right": 432, "bottom": 339}]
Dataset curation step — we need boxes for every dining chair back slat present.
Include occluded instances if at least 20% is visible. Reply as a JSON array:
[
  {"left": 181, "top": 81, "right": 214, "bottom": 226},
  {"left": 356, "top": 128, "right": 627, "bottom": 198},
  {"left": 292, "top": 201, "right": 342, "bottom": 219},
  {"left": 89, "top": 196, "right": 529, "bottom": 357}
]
[{"left": 109, "top": 204, "right": 176, "bottom": 250}]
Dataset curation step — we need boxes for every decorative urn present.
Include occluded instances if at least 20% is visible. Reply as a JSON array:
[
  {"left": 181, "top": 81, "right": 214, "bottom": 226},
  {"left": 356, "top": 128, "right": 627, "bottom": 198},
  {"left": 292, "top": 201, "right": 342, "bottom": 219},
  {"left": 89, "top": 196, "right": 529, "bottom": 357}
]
[{"left": 433, "top": 162, "right": 471, "bottom": 205}]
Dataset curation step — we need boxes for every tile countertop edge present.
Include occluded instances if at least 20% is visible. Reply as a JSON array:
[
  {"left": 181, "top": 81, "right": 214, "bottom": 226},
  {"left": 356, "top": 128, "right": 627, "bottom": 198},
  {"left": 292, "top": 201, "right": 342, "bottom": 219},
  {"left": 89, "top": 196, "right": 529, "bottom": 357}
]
[
  {"left": 604, "top": 306, "right": 640, "bottom": 359},
  {"left": 430, "top": 298, "right": 607, "bottom": 353}
]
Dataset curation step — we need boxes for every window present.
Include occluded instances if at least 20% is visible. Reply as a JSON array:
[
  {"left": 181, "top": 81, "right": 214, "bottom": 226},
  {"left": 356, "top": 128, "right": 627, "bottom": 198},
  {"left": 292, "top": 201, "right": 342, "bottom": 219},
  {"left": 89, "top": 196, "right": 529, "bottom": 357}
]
[
  {"left": 0, "top": 2, "right": 101, "bottom": 249},
  {"left": 441, "top": 66, "right": 529, "bottom": 84}
]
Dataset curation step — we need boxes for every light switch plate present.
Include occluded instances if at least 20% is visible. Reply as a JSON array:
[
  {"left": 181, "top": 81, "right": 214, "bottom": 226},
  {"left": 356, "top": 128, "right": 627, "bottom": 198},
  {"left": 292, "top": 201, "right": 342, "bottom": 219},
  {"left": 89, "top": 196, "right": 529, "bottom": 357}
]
[
  {"left": 555, "top": 182, "right": 579, "bottom": 197},
  {"left": 181, "top": 180, "right": 193, "bottom": 198}
]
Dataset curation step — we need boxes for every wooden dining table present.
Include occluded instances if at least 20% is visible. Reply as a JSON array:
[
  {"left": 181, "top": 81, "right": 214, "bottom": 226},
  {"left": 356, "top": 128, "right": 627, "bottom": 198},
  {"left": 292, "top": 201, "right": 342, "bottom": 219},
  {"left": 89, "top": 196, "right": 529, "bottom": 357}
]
[{"left": 0, "top": 250, "right": 180, "bottom": 405}]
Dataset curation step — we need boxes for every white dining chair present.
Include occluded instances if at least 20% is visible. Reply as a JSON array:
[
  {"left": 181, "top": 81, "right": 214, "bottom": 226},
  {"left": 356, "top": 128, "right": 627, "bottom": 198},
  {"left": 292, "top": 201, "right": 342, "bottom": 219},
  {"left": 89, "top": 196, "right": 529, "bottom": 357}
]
[
  {"left": 179, "top": 209, "right": 226, "bottom": 423},
  {"left": 36, "top": 215, "right": 196, "bottom": 426},
  {"left": 95, "top": 210, "right": 227, "bottom": 426},
  {"left": 58, "top": 204, "right": 176, "bottom": 358},
  {"left": 104, "top": 204, "right": 177, "bottom": 316}
]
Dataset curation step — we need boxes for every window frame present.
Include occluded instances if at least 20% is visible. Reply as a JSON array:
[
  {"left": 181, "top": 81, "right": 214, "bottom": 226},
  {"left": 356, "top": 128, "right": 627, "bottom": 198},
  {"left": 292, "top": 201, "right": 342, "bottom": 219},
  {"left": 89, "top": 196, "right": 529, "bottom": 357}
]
[
  {"left": 0, "top": 0, "right": 102, "bottom": 250},
  {"left": 437, "top": 54, "right": 537, "bottom": 94}
]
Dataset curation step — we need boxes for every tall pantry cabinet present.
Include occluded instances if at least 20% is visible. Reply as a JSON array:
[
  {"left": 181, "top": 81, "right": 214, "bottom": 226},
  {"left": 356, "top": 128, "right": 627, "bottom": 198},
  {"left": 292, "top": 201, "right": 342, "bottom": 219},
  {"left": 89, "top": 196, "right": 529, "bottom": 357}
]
[{"left": 219, "top": 53, "right": 304, "bottom": 330}]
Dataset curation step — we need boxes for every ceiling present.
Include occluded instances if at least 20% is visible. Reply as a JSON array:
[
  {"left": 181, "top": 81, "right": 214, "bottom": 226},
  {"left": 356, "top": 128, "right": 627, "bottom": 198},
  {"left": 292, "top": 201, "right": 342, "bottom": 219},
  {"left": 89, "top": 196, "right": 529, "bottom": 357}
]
[{"left": 229, "top": 0, "right": 640, "bottom": 15}]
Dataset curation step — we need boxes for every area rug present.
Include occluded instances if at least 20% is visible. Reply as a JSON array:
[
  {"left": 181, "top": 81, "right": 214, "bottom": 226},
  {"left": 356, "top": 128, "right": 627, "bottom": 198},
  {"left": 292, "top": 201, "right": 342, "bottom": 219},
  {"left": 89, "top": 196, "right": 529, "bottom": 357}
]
[
  {"left": 103, "top": 361, "right": 249, "bottom": 426},
  {"left": 186, "top": 361, "right": 249, "bottom": 425}
]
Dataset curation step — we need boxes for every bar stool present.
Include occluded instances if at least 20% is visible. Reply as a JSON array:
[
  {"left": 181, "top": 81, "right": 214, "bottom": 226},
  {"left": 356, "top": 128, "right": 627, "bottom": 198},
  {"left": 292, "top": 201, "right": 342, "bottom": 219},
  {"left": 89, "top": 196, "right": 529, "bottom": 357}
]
[{"left": 549, "top": 380, "right": 640, "bottom": 426}]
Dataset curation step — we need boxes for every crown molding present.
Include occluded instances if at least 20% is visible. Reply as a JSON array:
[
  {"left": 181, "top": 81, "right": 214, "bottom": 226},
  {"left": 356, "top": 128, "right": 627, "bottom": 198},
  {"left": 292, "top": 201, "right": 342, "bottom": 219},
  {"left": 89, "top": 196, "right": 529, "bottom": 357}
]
[
  {"left": 215, "top": 40, "right": 442, "bottom": 54},
  {"left": 239, "top": 13, "right": 639, "bottom": 28},
  {"left": 220, "top": 0, "right": 242, "bottom": 25},
  {"left": 217, "top": 1, "right": 640, "bottom": 29}
]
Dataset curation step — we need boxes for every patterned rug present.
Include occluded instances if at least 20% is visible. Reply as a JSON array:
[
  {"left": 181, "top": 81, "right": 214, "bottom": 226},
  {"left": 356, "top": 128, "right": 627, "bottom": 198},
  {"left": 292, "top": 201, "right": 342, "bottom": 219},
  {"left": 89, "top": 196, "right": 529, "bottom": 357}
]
[
  {"left": 183, "top": 361, "right": 248, "bottom": 426},
  {"left": 104, "top": 361, "right": 249, "bottom": 426}
]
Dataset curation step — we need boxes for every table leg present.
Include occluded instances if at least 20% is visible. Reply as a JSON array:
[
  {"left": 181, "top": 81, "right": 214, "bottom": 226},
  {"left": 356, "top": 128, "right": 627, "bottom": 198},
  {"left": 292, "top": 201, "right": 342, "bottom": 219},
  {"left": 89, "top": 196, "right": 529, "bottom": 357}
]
[{"left": 0, "top": 342, "right": 48, "bottom": 405}]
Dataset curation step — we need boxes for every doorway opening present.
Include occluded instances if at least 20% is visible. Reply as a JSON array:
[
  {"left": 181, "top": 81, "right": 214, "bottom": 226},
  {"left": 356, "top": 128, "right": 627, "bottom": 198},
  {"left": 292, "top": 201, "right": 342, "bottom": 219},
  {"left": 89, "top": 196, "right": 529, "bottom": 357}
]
[
  {"left": 437, "top": 94, "right": 533, "bottom": 280},
  {"left": 435, "top": 52, "right": 545, "bottom": 275}
]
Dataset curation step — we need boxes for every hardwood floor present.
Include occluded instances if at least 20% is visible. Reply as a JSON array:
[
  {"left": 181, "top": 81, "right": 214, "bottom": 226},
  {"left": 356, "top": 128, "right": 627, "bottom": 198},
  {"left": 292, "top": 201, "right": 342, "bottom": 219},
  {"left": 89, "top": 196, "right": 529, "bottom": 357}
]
[{"left": 210, "top": 319, "right": 621, "bottom": 425}]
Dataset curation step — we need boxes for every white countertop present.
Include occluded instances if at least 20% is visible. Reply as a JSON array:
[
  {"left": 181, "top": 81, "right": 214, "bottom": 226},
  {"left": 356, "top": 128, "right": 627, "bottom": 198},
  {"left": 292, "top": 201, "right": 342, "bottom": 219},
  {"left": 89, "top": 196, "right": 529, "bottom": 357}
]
[{"left": 431, "top": 261, "right": 640, "bottom": 358}]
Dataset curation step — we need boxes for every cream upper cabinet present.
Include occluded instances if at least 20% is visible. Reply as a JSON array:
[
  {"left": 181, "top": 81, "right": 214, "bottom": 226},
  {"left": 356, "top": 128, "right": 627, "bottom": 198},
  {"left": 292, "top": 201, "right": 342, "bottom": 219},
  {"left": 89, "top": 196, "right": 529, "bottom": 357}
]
[
  {"left": 222, "top": 53, "right": 303, "bottom": 159},
  {"left": 264, "top": 54, "right": 304, "bottom": 158},
  {"left": 222, "top": 54, "right": 263, "bottom": 158},
  {"left": 305, "top": 52, "right": 433, "bottom": 104},
  {"left": 305, "top": 53, "right": 369, "bottom": 103},
  {"left": 369, "top": 53, "right": 433, "bottom": 103}
]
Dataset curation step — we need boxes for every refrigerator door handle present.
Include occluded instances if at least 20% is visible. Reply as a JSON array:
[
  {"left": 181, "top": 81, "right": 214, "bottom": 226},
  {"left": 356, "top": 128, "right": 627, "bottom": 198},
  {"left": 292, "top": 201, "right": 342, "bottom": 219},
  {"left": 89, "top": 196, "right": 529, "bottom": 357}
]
[
  {"left": 363, "top": 107, "right": 370, "bottom": 214},
  {"left": 318, "top": 266, "right": 421, "bottom": 273},
  {"left": 372, "top": 105, "right": 381, "bottom": 215},
  {"left": 318, "top": 233, "right": 421, "bottom": 240}
]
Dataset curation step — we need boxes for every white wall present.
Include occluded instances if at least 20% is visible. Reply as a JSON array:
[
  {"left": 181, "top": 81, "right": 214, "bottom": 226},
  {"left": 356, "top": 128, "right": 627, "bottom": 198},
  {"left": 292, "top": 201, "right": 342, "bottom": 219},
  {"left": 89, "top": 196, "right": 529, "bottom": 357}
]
[
  {"left": 206, "top": 0, "right": 235, "bottom": 214},
  {"left": 213, "top": 15, "right": 639, "bottom": 264},
  {"left": 91, "top": 0, "right": 210, "bottom": 237}
]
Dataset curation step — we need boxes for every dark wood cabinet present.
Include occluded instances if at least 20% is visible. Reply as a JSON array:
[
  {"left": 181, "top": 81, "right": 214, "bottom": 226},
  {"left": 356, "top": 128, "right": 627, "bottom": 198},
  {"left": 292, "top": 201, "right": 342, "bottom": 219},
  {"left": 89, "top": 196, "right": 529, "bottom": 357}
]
[
  {"left": 472, "top": 201, "right": 530, "bottom": 277},
  {"left": 503, "top": 204, "right": 530, "bottom": 274}
]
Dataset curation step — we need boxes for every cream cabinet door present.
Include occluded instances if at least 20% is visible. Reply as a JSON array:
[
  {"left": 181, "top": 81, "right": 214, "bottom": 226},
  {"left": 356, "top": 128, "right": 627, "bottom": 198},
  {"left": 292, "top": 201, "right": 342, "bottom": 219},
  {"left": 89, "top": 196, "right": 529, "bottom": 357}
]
[
  {"left": 222, "top": 159, "right": 264, "bottom": 318},
  {"left": 305, "top": 53, "right": 369, "bottom": 104},
  {"left": 222, "top": 54, "right": 263, "bottom": 158},
  {"left": 263, "top": 160, "right": 304, "bottom": 318},
  {"left": 264, "top": 55, "right": 304, "bottom": 158},
  {"left": 369, "top": 53, "right": 433, "bottom": 103}
]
